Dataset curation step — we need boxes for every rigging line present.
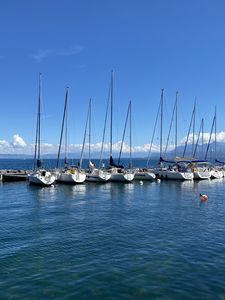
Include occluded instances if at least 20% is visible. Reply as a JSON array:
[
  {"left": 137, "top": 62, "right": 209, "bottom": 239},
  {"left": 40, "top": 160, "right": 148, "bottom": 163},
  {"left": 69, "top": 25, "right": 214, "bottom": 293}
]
[
  {"left": 183, "top": 101, "right": 195, "bottom": 158},
  {"left": 193, "top": 118, "right": 203, "bottom": 158},
  {"left": 164, "top": 92, "right": 178, "bottom": 157},
  {"left": 99, "top": 79, "right": 111, "bottom": 168},
  {"left": 146, "top": 96, "right": 161, "bottom": 167},
  {"left": 80, "top": 99, "right": 91, "bottom": 168},
  {"left": 118, "top": 101, "right": 131, "bottom": 165},
  {"left": 205, "top": 113, "right": 216, "bottom": 161},
  {"left": 56, "top": 87, "right": 68, "bottom": 169}
]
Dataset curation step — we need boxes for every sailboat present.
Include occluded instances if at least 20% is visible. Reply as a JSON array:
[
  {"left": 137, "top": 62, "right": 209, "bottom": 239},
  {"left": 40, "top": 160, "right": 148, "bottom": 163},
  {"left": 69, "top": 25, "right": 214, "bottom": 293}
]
[
  {"left": 84, "top": 99, "right": 111, "bottom": 182},
  {"left": 28, "top": 73, "right": 56, "bottom": 186},
  {"left": 106, "top": 72, "right": 134, "bottom": 183},
  {"left": 56, "top": 87, "right": 86, "bottom": 184},
  {"left": 154, "top": 90, "right": 193, "bottom": 180}
]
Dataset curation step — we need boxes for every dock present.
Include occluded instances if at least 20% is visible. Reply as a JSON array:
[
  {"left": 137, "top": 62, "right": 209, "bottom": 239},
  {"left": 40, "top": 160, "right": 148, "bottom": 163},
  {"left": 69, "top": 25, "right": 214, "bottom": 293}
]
[{"left": 0, "top": 170, "right": 28, "bottom": 182}]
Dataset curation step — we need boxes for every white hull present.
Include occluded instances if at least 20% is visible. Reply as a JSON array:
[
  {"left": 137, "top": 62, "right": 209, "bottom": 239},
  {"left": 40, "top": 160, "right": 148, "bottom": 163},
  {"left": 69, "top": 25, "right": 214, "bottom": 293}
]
[
  {"left": 210, "top": 170, "right": 224, "bottom": 179},
  {"left": 193, "top": 171, "right": 211, "bottom": 180},
  {"left": 155, "top": 169, "right": 193, "bottom": 180},
  {"left": 28, "top": 170, "right": 56, "bottom": 186},
  {"left": 109, "top": 168, "right": 134, "bottom": 182},
  {"left": 134, "top": 171, "right": 156, "bottom": 181},
  {"left": 85, "top": 169, "right": 111, "bottom": 182},
  {"left": 57, "top": 170, "right": 86, "bottom": 184}
]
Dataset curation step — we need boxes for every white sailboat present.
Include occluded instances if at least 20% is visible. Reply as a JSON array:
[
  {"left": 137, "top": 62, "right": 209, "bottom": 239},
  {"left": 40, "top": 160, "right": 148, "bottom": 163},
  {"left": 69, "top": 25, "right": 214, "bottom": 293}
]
[
  {"left": 56, "top": 87, "right": 86, "bottom": 184},
  {"left": 107, "top": 71, "right": 134, "bottom": 182},
  {"left": 153, "top": 90, "right": 193, "bottom": 181},
  {"left": 28, "top": 73, "right": 56, "bottom": 186},
  {"left": 84, "top": 99, "right": 111, "bottom": 183}
]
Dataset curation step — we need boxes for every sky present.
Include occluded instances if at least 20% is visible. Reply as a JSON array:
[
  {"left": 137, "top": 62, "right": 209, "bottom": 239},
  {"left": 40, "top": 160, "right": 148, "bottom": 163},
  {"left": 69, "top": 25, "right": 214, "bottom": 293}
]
[{"left": 1, "top": 0, "right": 225, "bottom": 157}]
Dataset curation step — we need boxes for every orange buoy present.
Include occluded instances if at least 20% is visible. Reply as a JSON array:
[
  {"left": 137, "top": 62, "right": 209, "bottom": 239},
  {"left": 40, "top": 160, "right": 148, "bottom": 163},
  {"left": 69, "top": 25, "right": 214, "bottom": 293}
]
[{"left": 200, "top": 194, "right": 208, "bottom": 201}]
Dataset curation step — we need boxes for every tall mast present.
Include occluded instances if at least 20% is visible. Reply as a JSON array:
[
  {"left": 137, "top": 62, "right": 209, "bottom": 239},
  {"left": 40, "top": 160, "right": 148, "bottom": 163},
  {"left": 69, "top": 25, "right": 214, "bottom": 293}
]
[
  {"left": 215, "top": 106, "right": 217, "bottom": 160},
  {"left": 110, "top": 70, "right": 114, "bottom": 158},
  {"left": 175, "top": 91, "right": 178, "bottom": 158},
  {"left": 56, "top": 87, "right": 68, "bottom": 169},
  {"left": 160, "top": 89, "right": 164, "bottom": 158},
  {"left": 192, "top": 97, "right": 196, "bottom": 157},
  {"left": 88, "top": 98, "right": 91, "bottom": 165},
  {"left": 202, "top": 118, "right": 204, "bottom": 158},
  {"left": 129, "top": 101, "right": 132, "bottom": 169},
  {"left": 34, "top": 72, "right": 42, "bottom": 169}
]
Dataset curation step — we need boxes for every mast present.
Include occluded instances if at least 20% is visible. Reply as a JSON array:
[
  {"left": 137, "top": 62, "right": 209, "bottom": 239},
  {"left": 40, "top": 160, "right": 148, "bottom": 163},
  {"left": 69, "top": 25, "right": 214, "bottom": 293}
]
[
  {"left": 56, "top": 87, "right": 69, "bottom": 169},
  {"left": 110, "top": 70, "right": 114, "bottom": 159},
  {"left": 129, "top": 101, "right": 132, "bottom": 169},
  {"left": 160, "top": 89, "right": 164, "bottom": 158},
  {"left": 192, "top": 97, "right": 196, "bottom": 157},
  {"left": 34, "top": 72, "right": 42, "bottom": 169},
  {"left": 88, "top": 99, "right": 91, "bottom": 165},
  {"left": 175, "top": 91, "right": 178, "bottom": 158},
  {"left": 215, "top": 106, "right": 217, "bottom": 160},
  {"left": 202, "top": 118, "right": 204, "bottom": 158}
]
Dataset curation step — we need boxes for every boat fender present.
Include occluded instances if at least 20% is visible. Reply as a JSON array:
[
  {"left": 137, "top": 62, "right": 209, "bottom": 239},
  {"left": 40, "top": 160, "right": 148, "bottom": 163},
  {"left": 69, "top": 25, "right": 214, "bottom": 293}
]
[{"left": 200, "top": 194, "right": 208, "bottom": 201}]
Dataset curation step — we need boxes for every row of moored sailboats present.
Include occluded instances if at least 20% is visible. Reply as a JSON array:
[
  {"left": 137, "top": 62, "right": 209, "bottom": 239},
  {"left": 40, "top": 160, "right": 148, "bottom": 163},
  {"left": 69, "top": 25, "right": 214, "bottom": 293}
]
[{"left": 28, "top": 73, "right": 225, "bottom": 187}]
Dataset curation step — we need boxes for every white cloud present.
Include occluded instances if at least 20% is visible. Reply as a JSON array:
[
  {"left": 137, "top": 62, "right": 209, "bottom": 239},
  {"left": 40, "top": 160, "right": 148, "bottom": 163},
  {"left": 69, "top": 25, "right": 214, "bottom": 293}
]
[
  {"left": 31, "top": 48, "right": 53, "bottom": 62},
  {"left": 31, "top": 45, "right": 83, "bottom": 62},
  {"left": 11, "top": 134, "right": 27, "bottom": 148}
]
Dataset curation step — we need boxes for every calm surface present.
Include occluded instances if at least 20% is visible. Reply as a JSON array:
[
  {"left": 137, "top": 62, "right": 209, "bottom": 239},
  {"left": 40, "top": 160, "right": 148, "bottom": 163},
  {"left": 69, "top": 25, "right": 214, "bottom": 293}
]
[{"left": 1, "top": 160, "right": 225, "bottom": 299}]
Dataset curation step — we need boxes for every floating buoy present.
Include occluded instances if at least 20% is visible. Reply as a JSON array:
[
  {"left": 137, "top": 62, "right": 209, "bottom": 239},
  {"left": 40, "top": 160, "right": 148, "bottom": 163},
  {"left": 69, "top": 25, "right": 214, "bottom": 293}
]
[
  {"left": 200, "top": 193, "right": 208, "bottom": 201},
  {"left": 157, "top": 178, "right": 161, "bottom": 183},
  {"left": 139, "top": 180, "right": 143, "bottom": 185}
]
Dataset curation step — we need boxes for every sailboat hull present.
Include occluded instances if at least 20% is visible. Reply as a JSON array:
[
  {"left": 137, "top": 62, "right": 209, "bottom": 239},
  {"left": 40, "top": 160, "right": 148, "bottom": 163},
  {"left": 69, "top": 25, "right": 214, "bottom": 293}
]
[
  {"left": 155, "top": 169, "right": 193, "bottom": 180},
  {"left": 193, "top": 171, "right": 211, "bottom": 180},
  {"left": 85, "top": 169, "right": 111, "bottom": 182},
  {"left": 109, "top": 168, "right": 134, "bottom": 182},
  {"left": 210, "top": 170, "right": 223, "bottom": 179},
  {"left": 28, "top": 171, "right": 56, "bottom": 186},
  {"left": 134, "top": 170, "right": 156, "bottom": 181},
  {"left": 56, "top": 170, "right": 86, "bottom": 184}
]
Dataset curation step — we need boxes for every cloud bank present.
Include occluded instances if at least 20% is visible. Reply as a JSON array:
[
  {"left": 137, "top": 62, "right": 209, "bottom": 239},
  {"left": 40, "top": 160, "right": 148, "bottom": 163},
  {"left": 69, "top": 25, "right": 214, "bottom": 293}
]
[{"left": 0, "top": 132, "right": 225, "bottom": 156}]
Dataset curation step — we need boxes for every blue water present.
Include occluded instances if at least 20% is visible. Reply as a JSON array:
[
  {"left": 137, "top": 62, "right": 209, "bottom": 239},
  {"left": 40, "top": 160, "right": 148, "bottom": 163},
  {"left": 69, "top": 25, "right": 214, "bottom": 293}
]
[{"left": 1, "top": 160, "right": 225, "bottom": 299}]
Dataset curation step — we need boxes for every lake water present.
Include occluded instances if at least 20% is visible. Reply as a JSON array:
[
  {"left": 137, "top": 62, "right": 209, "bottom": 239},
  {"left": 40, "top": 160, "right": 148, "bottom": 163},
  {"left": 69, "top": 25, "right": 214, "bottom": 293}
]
[{"left": 1, "top": 159, "right": 225, "bottom": 299}]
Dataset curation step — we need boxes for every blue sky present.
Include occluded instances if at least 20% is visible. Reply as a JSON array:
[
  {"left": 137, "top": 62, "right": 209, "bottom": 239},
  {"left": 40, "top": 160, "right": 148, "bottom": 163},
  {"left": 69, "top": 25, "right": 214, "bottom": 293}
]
[{"left": 1, "top": 0, "right": 225, "bottom": 156}]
